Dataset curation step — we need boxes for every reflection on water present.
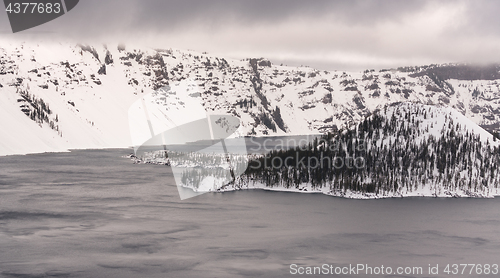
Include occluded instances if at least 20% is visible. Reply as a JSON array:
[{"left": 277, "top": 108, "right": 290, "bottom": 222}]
[{"left": 0, "top": 149, "right": 499, "bottom": 278}]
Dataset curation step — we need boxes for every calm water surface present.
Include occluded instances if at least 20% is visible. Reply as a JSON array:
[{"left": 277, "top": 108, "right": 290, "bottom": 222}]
[{"left": 0, "top": 149, "right": 499, "bottom": 278}]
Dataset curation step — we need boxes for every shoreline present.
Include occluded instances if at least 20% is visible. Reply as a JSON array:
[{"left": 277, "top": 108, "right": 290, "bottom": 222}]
[
  {"left": 128, "top": 153, "right": 500, "bottom": 200},
  {"left": 4, "top": 149, "right": 496, "bottom": 200},
  {"left": 207, "top": 182, "right": 500, "bottom": 199}
]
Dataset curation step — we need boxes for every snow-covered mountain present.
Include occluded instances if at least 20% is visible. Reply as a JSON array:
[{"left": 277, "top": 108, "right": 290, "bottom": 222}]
[
  {"left": 234, "top": 102, "right": 500, "bottom": 198},
  {"left": 1, "top": 39, "right": 500, "bottom": 155}
]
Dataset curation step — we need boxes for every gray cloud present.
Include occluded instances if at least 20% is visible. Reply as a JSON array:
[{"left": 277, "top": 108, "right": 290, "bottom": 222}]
[
  {"left": 1, "top": 0, "right": 500, "bottom": 70},
  {"left": 45, "top": 0, "right": 430, "bottom": 33},
  {"left": 462, "top": 0, "right": 500, "bottom": 35}
]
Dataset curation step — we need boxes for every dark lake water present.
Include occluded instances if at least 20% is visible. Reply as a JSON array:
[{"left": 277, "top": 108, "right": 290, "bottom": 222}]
[{"left": 1, "top": 149, "right": 499, "bottom": 278}]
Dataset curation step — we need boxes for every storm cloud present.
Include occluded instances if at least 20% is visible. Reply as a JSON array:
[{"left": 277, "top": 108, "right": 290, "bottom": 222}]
[{"left": 1, "top": 0, "right": 500, "bottom": 70}]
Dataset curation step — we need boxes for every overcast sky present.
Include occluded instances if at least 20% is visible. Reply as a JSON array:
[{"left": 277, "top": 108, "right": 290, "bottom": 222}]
[{"left": 1, "top": 0, "right": 500, "bottom": 71}]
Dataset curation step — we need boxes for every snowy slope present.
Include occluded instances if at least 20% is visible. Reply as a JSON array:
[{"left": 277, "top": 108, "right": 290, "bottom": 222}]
[
  {"left": 1, "top": 38, "right": 500, "bottom": 156},
  {"left": 228, "top": 102, "right": 500, "bottom": 198},
  {"left": 0, "top": 40, "right": 143, "bottom": 155}
]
